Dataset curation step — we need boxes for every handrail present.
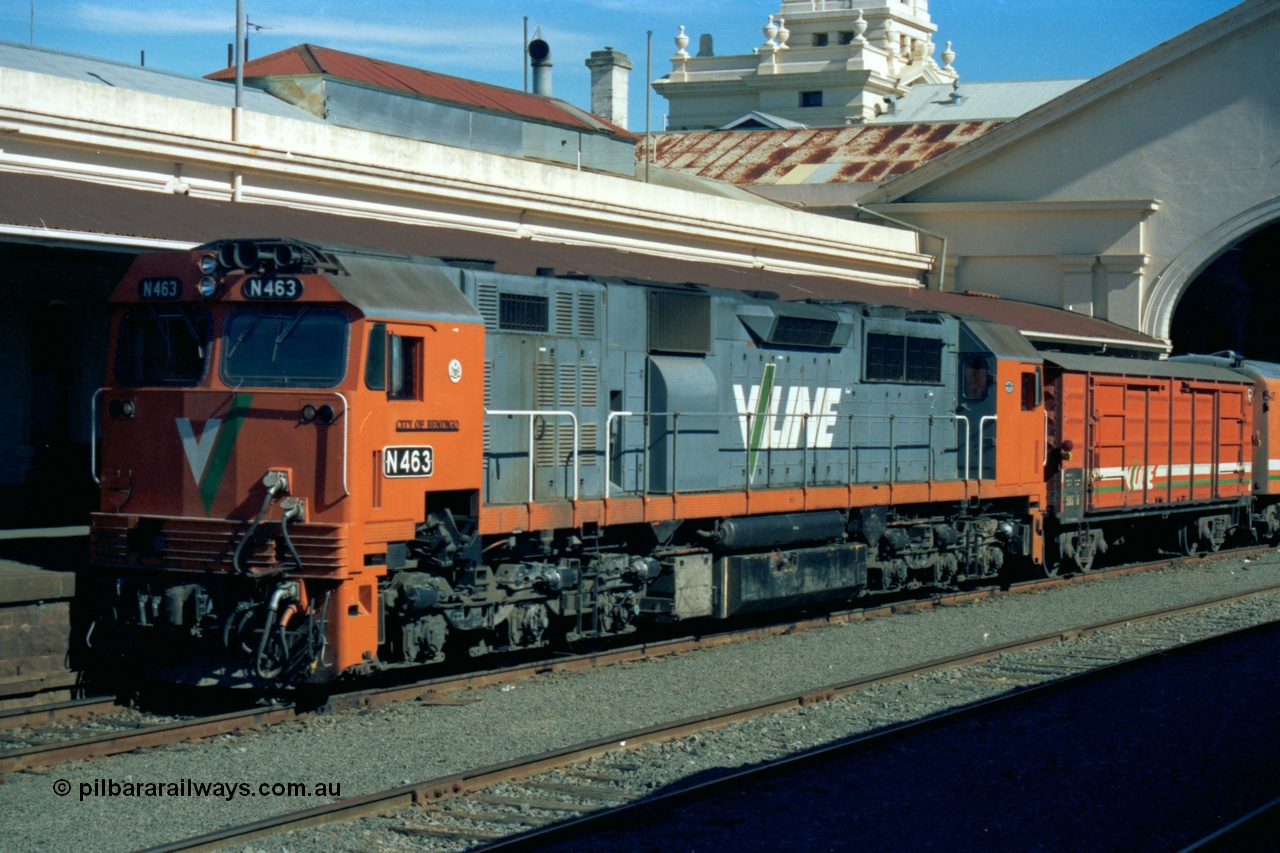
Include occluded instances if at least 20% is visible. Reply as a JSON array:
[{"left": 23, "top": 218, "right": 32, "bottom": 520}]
[
  {"left": 89, "top": 388, "right": 104, "bottom": 485},
  {"left": 979, "top": 415, "right": 998, "bottom": 481},
  {"left": 953, "top": 414, "right": 971, "bottom": 481},
  {"left": 604, "top": 409, "right": 960, "bottom": 495},
  {"left": 603, "top": 410, "right": 634, "bottom": 499},
  {"left": 486, "top": 409, "right": 579, "bottom": 502},
  {"left": 334, "top": 392, "right": 350, "bottom": 497},
  {"left": 500, "top": 407, "right": 970, "bottom": 501}
]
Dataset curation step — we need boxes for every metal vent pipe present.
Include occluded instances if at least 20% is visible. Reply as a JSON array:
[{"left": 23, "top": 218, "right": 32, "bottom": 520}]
[{"left": 529, "top": 37, "right": 552, "bottom": 96}]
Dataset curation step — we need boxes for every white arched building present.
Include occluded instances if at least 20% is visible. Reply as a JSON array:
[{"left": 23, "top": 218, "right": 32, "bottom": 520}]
[
  {"left": 654, "top": 0, "right": 1280, "bottom": 346},
  {"left": 858, "top": 0, "right": 1280, "bottom": 343}
]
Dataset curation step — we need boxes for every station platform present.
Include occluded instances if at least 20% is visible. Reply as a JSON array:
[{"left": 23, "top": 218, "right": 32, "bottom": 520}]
[{"left": 0, "top": 527, "right": 85, "bottom": 706}]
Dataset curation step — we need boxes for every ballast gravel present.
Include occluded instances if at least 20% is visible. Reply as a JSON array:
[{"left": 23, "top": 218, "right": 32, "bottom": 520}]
[{"left": 4, "top": 552, "right": 1280, "bottom": 852}]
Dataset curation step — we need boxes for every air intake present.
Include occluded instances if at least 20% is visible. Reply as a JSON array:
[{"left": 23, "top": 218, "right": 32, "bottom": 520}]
[{"left": 648, "top": 290, "right": 710, "bottom": 355}]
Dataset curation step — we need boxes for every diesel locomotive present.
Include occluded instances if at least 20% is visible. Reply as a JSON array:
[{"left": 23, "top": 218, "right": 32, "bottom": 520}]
[{"left": 87, "top": 238, "right": 1280, "bottom": 686}]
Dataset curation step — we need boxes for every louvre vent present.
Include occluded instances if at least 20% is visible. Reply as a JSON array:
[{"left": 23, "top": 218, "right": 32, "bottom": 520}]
[
  {"left": 534, "top": 363, "right": 557, "bottom": 467},
  {"left": 483, "top": 360, "right": 493, "bottom": 450},
  {"left": 578, "top": 292, "right": 597, "bottom": 337},
  {"left": 648, "top": 290, "right": 711, "bottom": 354},
  {"left": 529, "top": 363, "right": 600, "bottom": 470},
  {"left": 771, "top": 316, "right": 838, "bottom": 348},
  {"left": 554, "top": 292, "right": 574, "bottom": 336},
  {"left": 558, "top": 363, "right": 576, "bottom": 405},
  {"left": 476, "top": 285, "right": 499, "bottom": 330},
  {"left": 580, "top": 365, "right": 598, "bottom": 407}
]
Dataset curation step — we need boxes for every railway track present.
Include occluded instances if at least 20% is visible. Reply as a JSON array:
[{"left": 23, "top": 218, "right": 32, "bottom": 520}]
[
  {"left": 135, "top": 579, "right": 1280, "bottom": 852},
  {"left": 480, "top": 614, "right": 1280, "bottom": 852},
  {"left": 0, "top": 551, "right": 1245, "bottom": 775}
]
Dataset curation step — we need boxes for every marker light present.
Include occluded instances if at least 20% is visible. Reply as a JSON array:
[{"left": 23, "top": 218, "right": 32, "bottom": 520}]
[
  {"left": 199, "top": 276, "right": 217, "bottom": 297},
  {"left": 198, "top": 254, "right": 218, "bottom": 275}
]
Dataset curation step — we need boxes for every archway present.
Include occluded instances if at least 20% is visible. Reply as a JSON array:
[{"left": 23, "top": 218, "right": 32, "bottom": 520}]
[{"left": 1168, "top": 222, "right": 1280, "bottom": 359}]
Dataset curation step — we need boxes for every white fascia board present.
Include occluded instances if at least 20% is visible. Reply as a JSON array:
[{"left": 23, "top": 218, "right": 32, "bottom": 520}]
[{"left": 0, "top": 70, "right": 932, "bottom": 284}]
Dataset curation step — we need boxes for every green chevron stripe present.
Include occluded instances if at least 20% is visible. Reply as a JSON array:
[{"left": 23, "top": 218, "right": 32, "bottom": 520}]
[
  {"left": 199, "top": 393, "right": 254, "bottom": 513},
  {"left": 747, "top": 363, "right": 775, "bottom": 481}
]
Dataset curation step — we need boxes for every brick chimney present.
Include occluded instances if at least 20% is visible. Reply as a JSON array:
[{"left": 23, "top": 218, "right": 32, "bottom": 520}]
[{"left": 585, "top": 47, "right": 633, "bottom": 128}]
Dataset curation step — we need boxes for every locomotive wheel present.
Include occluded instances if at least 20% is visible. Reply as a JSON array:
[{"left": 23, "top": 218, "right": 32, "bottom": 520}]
[
  {"left": 1265, "top": 505, "right": 1280, "bottom": 544},
  {"left": 1178, "top": 524, "right": 1200, "bottom": 556}
]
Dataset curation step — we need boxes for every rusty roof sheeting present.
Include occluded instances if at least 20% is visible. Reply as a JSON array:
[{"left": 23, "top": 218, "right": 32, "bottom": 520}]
[
  {"left": 207, "top": 44, "right": 636, "bottom": 140},
  {"left": 648, "top": 121, "right": 1002, "bottom": 186}
]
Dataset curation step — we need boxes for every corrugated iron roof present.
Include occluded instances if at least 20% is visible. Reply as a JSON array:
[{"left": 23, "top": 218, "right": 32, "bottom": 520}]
[
  {"left": 0, "top": 171, "right": 1161, "bottom": 350},
  {"left": 0, "top": 40, "right": 318, "bottom": 122},
  {"left": 648, "top": 121, "right": 1002, "bottom": 186},
  {"left": 206, "top": 44, "right": 636, "bottom": 140},
  {"left": 870, "top": 79, "right": 1088, "bottom": 124}
]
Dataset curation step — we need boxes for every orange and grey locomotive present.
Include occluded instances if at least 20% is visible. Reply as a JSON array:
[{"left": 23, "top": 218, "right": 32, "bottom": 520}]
[{"left": 87, "top": 238, "right": 1275, "bottom": 687}]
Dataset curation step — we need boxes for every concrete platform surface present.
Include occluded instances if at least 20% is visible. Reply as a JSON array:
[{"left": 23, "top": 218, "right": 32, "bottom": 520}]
[{"left": 0, "top": 526, "right": 84, "bottom": 604}]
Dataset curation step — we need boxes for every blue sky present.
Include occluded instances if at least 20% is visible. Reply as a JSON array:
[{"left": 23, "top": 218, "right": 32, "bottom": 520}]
[{"left": 0, "top": 1, "right": 1243, "bottom": 130}]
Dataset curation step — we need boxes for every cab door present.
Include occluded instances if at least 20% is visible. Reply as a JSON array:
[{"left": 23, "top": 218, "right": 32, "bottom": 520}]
[{"left": 365, "top": 320, "right": 485, "bottom": 519}]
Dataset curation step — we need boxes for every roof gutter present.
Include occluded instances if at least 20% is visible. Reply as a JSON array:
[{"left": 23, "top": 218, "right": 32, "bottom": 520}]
[
  {"left": 1023, "top": 329, "right": 1171, "bottom": 355},
  {"left": 853, "top": 204, "right": 947, "bottom": 291}
]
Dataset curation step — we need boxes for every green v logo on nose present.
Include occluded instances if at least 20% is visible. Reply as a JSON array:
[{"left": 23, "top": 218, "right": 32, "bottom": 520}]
[{"left": 176, "top": 393, "right": 254, "bottom": 513}]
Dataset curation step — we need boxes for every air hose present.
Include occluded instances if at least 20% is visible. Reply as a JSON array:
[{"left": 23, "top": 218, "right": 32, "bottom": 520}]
[{"left": 233, "top": 471, "right": 290, "bottom": 576}]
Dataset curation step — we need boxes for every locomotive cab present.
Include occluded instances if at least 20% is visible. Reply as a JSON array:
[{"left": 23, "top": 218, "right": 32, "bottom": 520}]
[{"left": 90, "top": 239, "right": 485, "bottom": 686}]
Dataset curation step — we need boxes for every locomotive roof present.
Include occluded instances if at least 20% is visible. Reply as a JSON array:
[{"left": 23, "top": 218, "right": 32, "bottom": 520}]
[
  {"left": 959, "top": 319, "right": 1043, "bottom": 362},
  {"left": 328, "top": 248, "right": 482, "bottom": 325},
  {"left": 1168, "top": 353, "right": 1280, "bottom": 381},
  {"left": 1043, "top": 352, "right": 1249, "bottom": 384}
]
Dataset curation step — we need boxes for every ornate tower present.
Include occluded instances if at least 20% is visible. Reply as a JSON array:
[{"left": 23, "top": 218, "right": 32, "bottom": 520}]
[{"left": 655, "top": 0, "right": 958, "bottom": 130}]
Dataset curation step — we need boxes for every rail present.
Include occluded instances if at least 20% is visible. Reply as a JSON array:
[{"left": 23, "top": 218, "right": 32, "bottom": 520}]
[
  {"left": 90, "top": 388, "right": 103, "bottom": 485},
  {"left": 486, "top": 409, "right": 580, "bottom": 502},
  {"left": 979, "top": 415, "right": 998, "bottom": 481},
  {"left": 483, "top": 404, "right": 972, "bottom": 499},
  {"left": 334, "top": 392, "right": 350, "bottom": 497}
]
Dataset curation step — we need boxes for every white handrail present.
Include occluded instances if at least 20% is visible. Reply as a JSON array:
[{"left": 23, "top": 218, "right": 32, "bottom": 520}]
[
  {"left": 978, "top": 415, "right": 998, "bottom": 480},
  {"left": 603, "top": 410, "right": 634, "bottom": 499},
  {"left": 334, "top": 392, "right": 350, "bottom": 497},
  {"left": 486, "top": 409, "right": 579, "bottom": 502},
  {"left": 953, "top": 414, "right": 971, "bottom": 481},
  {"left": 90, "top": 388, "right": 103, "bottom": 485}
]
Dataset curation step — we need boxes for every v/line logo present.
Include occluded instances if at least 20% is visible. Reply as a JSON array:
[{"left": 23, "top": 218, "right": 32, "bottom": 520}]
[
  {"left": 732, "top": 363, "right": 843, "bottom": 465},
  {"left": 175, "top": 393, "right": 255, "bottom": 512}
]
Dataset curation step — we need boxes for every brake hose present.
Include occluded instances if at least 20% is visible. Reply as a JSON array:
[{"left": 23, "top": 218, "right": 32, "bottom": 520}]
[{"left": 234, "top": 473, "right": 289, "bottom": 576}]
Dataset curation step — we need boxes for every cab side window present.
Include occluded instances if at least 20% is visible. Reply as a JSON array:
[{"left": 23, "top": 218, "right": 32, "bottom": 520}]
[
  {"left": 962, "top": 356, "right": 990, "bottom": 401},
  {"left": 365, "top": 323, "right": 386, "bottom": 390},
  {"left": 366, "top": 323, "right": 422, "bottom": 400},
  {"left": 1021, "top": 367, "right": 1043, "bottom": 411},
  {"left": 388, "top": 333, "right": 422, "bottom": 400}
]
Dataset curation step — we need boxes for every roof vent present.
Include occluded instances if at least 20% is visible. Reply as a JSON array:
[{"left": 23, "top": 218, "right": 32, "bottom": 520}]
[{"left": 529, "top": 31, "right": 552, "bottom": 97}]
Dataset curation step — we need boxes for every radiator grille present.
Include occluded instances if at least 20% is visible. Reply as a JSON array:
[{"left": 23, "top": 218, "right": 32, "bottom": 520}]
[
  {"left": 90, "top": 514, "right": 348, "bottom": 573},
  {"left": 649, "top": 290, "right": 710, "bottom": 354}
]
